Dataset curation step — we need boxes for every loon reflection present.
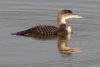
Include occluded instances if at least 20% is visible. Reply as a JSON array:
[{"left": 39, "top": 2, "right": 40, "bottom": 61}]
[
  {"left": 58, "top": 35, "right": 81, "bottom": 54},
  {"left": 28, "top": 33, "right": 81, "bottom": 54}
]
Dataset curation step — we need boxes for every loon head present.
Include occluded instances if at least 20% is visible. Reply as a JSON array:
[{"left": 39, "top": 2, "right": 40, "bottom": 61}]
[
  {"left": 57, "top": 10, "right": 83, "bottom": 34},
  {"left": 57, "top": 10, "right": 83, "bottom": 25}
]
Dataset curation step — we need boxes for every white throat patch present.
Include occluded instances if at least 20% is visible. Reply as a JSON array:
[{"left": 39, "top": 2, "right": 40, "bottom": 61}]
[
  {"left": 67, "top": 26, "right": 72, "bottom": 33},
  {"left": 66, "top": 26, "right": 72, "bottom": 39},
  {"left": 60, "top": 17, "right": 66, "bottom": 25}
]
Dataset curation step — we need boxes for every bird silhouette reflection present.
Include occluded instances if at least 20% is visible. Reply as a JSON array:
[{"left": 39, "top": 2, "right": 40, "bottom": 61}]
[{"left": 13, "top": 32, "right": 81, "bottom": 55}]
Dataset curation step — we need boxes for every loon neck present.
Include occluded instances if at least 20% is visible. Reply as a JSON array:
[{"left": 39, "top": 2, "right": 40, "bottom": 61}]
[
  {"left": 67, "top": 25, "right": 72, "bottom": 33},
  {"left": 59, "top": 24, "right": 72, "bottom": 34},
  {"left": 57, "top": 15, "right": 72, "bottom": 33},
  {"left": 58, "top": 17, "right": 67, "bottom": 25}
]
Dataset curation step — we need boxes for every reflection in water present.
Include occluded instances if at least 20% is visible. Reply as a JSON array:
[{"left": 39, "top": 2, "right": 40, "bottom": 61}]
[
  {"left": 29, "top": 34, "right": 81, "bottom": 67},
  {"left": 57, "top": 34, "right": 72, "bottom": 55},
  {"left": 57, "top": 34, "right": 81, "bottom": 55},
  {"left": 14, "top": 32, "right": 81, "bottom": 55}
]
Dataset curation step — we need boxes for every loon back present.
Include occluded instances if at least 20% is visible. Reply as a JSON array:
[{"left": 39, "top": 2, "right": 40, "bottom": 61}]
[{"left": 12, "top": 25, "right": 59, "bottom": 37}]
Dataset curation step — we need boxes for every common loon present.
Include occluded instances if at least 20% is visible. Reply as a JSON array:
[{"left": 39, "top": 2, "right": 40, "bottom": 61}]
[{"left": 12, "top": 10, "right": 82, "bottom": 37}]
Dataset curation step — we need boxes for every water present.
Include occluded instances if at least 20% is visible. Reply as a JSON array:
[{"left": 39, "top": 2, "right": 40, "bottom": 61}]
[{"left": 0, "top": 0, "right": 100, "bottom": 67}]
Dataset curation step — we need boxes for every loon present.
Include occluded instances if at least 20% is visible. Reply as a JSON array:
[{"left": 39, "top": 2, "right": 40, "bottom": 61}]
[{"left": 12, "top": 10, "right": 82, "bottom": 37}]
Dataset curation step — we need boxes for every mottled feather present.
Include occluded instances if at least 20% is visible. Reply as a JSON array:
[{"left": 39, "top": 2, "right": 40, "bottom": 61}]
[{"left": 12, "top": 25, "right": 59, "bottom": 37}]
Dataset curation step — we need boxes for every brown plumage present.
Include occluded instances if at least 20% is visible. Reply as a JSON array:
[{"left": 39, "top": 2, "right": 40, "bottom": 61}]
[
  {"left": 12, "top": 25, "right": 59, "bottom": 37},
  {"left": 12, "top": 10, "right": 82, "bottom": 38}
]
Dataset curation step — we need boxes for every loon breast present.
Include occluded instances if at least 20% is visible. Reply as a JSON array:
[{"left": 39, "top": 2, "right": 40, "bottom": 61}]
[{"left": 12, "top": 25, "right": 59, "bottom": 37}]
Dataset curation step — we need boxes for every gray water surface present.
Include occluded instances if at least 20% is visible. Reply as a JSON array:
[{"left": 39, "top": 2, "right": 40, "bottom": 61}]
[{"left": 0, "top": 0, "right": 100, "bottom": 67}]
